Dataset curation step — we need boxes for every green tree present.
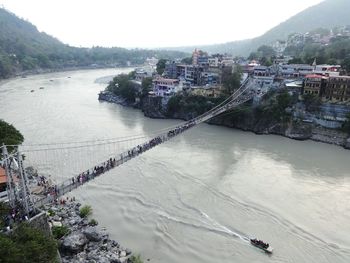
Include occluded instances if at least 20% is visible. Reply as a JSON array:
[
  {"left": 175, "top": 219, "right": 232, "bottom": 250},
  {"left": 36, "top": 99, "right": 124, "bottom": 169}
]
[
  {"left": 0, "top": 120, "right": 24, "bottom": 153},
  {"left": 181, "top": 57, "right": 192, "bottom": 65},
  {"left": 141, "top": 77, "right": 153, "bottom": 97},
  {"left": 156, "top": 59, "right": 167, "bottom": 75},
  {"left": 260, "top": 56, "right": 272, "bottom": 66},
  {"left": 107, "top": 74, "right": 137, "bottom": 102},
  {"left": 302, "top": 93, "right": 321, "bottom": 112},
  {"left": 343, "top": 112, "right": 350, "bottom": 134},
  {"left": 130, "top": 254, "right": 143, "bottom": 263},
  {"left": 0, "top": 223, "right": 58, "bottom": 263},
  {"left": 79, "top": 205, "right": 92, "bottom": 218},
  {"left": 257, "top": 45, "right": 275, "bottom": 58},
  {"left": 342, "top": 55, "right": 350, "bottom": 73},
  {"left": 222, "top": 66, "right": 242, "bottom": 95}
]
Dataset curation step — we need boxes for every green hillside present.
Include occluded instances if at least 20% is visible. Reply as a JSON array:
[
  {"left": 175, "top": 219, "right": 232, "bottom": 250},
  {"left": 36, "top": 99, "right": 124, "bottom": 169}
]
[
  {"left": 0, "top": 8, "right": 187, "bottom": 79},
  {"left": 172, "top": 0, "right": 350, "bottom": 56}
]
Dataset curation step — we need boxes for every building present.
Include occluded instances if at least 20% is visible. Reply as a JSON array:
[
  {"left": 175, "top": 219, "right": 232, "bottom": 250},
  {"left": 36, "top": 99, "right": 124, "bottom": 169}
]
[
  {"left": 0, "top": 167, "right": 6, "bottom": 192},
  {"left": 184, "top": 65, "right": 203, "bottom": 85},
  {"left": 279, "top": 64, "right": 314, "bottom": 79},
  {"left": 303, "top": 74, "right": 328, "bottom": 96},
  {"left": 164, "top": 61, "right": 178, "bottom": 79},
  {"left": 192, "top": 49, "right": 209, "bottom": 67},
  {"left": 153, "top": 77, "right": 180, "bottom": 97},
  {"left": 134, "top": 66, "right": 154, "bottom": 81},
  {"left": 189, "top": 85, "right": 224, "bottom": 98},
  {"left": 323, "top": 76, "right": 350, "bottom": 103},
  {"left": 253, "top": 66, "right": 274, "bottom": 86},
  {"left": 314, "top": 64, "right": 341, "bottom": 77},
  {"left": 199, "top": 71, "right": 220, "bottom": 86},
  {"left": 208, "top": 57, "right": 220, "bottom": 68}
]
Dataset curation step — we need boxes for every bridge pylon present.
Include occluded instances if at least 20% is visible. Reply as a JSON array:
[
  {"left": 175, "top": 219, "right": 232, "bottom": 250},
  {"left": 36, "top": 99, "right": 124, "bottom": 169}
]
[{"left": 1, "top": 144, "right": 35, "bottom": 218}]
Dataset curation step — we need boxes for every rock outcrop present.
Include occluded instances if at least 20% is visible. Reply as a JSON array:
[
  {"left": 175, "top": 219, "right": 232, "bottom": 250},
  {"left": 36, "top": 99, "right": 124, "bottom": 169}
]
[{"left": 45, "top": 201, "right": 133, "bottom": 263}]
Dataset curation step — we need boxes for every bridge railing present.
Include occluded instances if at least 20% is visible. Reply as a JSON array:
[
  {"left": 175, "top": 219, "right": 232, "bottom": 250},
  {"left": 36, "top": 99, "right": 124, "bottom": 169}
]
[{"left": 29, "top": 77, "right": 255, "bottom": 207}]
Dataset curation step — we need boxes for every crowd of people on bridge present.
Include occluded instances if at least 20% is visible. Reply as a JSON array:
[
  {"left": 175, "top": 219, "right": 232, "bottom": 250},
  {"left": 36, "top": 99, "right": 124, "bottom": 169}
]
[{"left": 34, "top": 120, "right": 198, "bottom": 206}]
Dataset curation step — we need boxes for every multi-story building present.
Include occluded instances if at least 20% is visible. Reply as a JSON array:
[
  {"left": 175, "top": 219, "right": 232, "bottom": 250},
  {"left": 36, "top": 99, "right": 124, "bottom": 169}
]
[
  {"left": 208, "top": 57, "right": 220, "bottom": 68},
  {"left": 314, "top": 64, "right": 341, "bottom": 77},
  {"left": 192, "top": 49, "right": 209, "bottom": 67},
  {"left": 253, "top": 66, "right": 274, "bottom": 86},
  {"left": 135, "top": 66, "right": 154, "bottom": 81},
  {"left": 199, "top": 71, "right": 220, "bottom": 85},
  {"left": 303, "top": 74, "right": 328, "bottom": 96},
  {"left": 323, "top": 76, "right": 350, "bottom": 103},
  {"left": 152, "top": 77, "right": 180, "bottom": 97},
  {"left": 184, "top": 65, "right": 203, "bottom": 85},
  {"left": 279, "top": 64, "right": 314, "bottom": 79},
  {"left": 164, "top": 61, "right": 178, "bottom": 79}
]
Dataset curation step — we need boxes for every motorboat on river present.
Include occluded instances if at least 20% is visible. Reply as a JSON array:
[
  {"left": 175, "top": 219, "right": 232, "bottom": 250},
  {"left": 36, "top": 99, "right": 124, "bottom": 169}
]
[{"left": 250, "top": 238, "right": 273, "bottom": 253}]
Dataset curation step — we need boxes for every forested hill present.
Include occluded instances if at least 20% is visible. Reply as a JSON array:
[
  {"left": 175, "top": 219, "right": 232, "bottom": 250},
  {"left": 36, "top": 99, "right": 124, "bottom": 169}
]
[
  {"left": 0, "top": 8, "right": 187, "bottom": 79},
  {"left": 170, "top": 0, "right": 350, "bottom": 55}
]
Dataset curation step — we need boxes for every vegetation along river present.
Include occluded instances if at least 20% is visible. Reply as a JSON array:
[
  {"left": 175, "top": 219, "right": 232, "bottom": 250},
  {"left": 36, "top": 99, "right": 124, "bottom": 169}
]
[{"left": 1, "top": 68, "right": 350, "bottom": 263}]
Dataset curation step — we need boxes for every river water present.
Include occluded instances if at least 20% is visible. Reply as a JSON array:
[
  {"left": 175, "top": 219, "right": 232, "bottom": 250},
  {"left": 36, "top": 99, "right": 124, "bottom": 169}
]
[{"left": 1, "top": 69, "right": 350, "bottom": 263}]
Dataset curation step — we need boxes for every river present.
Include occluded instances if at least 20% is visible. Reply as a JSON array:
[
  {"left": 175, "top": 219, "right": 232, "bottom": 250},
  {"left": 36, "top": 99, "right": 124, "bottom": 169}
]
[{"left": 1, "top": 69, "right": 350, "bottom": 263}]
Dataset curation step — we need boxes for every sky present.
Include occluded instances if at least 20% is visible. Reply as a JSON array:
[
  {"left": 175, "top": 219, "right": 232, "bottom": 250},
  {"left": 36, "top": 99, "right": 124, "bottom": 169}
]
[{"left": 0, "top": 0, "right": 325, "bottom": 48}]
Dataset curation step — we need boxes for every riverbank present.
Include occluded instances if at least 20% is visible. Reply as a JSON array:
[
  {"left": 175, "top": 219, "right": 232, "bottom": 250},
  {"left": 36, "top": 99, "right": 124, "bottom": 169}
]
[
  {"left": 99, "top": 92, "right": 350, "bottom": 150},
  {"left": 44, "top": 199, "right": 134, "bottom": 263},
  {"left": 0, "top": 65, "right": 135, "bottom": 84}
]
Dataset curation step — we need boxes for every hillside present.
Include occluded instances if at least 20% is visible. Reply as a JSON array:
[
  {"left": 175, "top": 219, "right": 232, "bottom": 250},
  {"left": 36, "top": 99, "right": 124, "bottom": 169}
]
[
  {"left": 172, "top": 0, "right": 350, "bottom": 55},
  {"left": 0, "top": 8, "right": 187, "bottom": 79}
]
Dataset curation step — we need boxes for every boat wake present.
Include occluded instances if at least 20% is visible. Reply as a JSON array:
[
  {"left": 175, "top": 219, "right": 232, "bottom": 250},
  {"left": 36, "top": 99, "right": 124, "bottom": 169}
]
[{"left": 176, "top": 192, "right": 250, "bottom": 243}]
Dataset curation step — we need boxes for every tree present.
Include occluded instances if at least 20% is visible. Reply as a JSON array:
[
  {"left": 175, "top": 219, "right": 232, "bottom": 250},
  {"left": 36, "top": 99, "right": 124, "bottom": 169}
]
[
  {"left": 107, "top": 74, "right": 137, "bottom": 102},
  {"left": 0, "top": 120, "right": 24, "bottom": 153},
  {"left": 342, "top": 55, "right": 350, "bottom": 73},
  {"left": 0, "top": 223, "right": 58, "bottom": 263},
  {"left": 302, "top": 93, "right": 321, "bottom": 112},
  {"left": 260, "top": 56, "right": 272, "bottom": 66},
  {"left": 342, "top": 112, "right": 350, "bottom": 134},
  {"left": 181, "top": 57, "right": 192, "bottom": 65},
  {"left": 141, "top": 77, "right": 153, "bottom": 97},
  {"left": 222, "top": 66, "right": 242, "bottom": 95},
  {"left": 156, "top": 59, "right": 167, "bottom": 75},
  {"left": 257, "top": 45, "right": 275, "bottom": 58}
]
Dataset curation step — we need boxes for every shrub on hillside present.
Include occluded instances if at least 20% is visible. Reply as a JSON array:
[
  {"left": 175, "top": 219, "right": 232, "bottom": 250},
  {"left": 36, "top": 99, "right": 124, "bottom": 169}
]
[
  {"left": 79, "top": 205, "right": 92, "bottom": 218},
  {"left": 52, "top": 225, "right": 70, "bottom": 239},
  {"left": 0, "top": 223, "right": 57, "bottom": 263}
]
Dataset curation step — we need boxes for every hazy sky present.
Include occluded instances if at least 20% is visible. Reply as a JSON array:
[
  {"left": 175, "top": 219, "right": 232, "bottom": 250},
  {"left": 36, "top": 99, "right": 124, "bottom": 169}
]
[{"left": 0, "top": 0, "right": 324, "bottom": 48}]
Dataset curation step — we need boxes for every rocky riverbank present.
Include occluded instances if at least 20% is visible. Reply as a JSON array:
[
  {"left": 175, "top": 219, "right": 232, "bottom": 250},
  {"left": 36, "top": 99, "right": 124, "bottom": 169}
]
[
  {"left": 99, "top": 92, "right": 350, "bottom": 150},
  {"left": 44, "top": 200, "right": 134, "bottom": 263},
  {"left": 99, "top": 91, "right": 139, "bottom": 108}
]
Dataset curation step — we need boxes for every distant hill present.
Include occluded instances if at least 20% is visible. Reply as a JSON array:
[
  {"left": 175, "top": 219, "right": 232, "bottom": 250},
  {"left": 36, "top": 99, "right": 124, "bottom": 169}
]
[
  {"left": 170, "top": 0, "right": 350, "bottom": 56},
  {"left": 0, "top": 8, "right": 187, "bottom": 78}
]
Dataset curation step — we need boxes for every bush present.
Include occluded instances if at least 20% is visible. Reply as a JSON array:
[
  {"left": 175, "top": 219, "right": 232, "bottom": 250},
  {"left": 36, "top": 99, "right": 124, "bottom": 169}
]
[
  {"left": 130, "top": 254, "right": 143, "bottom": 263},
  {"left": 88, "top": 219, "right": 98, "bottom": 226},
  {"left": 47, "top": 209, "right": 55, "bottom": 216},
  {"left": 0, "top": 119, "right": 24, "bottom": 153},
  {"left": 52, "top": 225, "right": 70, "bottom": 239},
  {"left": 0, "top": 223, "right": 58, "bottom": 263},
  {"left": 79, "top": 205, "right": 92, "bottom": 218}
]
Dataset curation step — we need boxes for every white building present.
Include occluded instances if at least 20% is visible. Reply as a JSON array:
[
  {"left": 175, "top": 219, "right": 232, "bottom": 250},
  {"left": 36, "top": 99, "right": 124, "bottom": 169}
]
[{"left": 153, "top": 77, "right": 180, "bottom": 97}]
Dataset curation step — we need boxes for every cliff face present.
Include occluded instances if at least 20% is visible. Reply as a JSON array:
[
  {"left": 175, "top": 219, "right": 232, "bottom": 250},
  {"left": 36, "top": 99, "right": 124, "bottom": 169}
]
[
  {"left": 100, "top": 94, "right": 349, "bottom": 149},
  {"left": 141, "top": 96, "right": 166, "bottom": 119}
]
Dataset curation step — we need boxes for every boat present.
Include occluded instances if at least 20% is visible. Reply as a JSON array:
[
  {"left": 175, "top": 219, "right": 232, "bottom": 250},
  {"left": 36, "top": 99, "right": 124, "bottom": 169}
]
[
  {"left": 250, "top": 238, "right": 273, "bottom": 253},
  {"left": 30, "top": 90, "right": 35, "bottom": 92}
]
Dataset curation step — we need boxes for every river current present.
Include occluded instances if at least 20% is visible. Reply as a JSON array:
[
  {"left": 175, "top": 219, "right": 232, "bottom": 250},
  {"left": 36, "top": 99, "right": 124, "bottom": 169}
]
[{"left": 1, "top": 69, "right": 350, "bottom": 263}]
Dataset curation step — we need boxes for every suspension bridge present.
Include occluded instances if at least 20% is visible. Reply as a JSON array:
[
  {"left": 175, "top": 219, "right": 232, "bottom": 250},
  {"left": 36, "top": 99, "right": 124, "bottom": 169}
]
[{"left": 1, "top": 77, "right": 255, "bottom": 218}]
